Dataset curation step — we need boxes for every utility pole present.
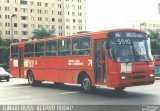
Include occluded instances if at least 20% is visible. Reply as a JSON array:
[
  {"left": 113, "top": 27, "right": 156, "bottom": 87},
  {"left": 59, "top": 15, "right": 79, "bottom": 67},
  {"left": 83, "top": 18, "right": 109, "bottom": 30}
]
[{"left": 11, "top": 14, "right": 16, "bottom": 43}]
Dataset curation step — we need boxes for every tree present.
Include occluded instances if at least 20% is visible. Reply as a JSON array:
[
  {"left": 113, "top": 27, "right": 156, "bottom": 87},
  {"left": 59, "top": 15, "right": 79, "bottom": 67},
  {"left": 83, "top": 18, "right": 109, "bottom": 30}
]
[
  {"left": 32, "top": 27, "right": 56, "bottom": 39},
  {"left": 0, "top": 38, "right": 10, "bottom": 69},
  {"left": 148, "top": 29, "right": 160, "bottom": 54},
  {"left": 148, "top": 29, "right": 160, "bottom": 40}
]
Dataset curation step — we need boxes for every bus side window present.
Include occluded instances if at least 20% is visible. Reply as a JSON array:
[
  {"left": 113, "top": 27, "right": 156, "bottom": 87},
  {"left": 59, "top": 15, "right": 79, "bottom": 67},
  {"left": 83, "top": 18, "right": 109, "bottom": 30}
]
[
  {"left": 35, "top": 42, "right": 45, "bottom": 57},
  {"left": 58, "top": 39, "right": 70, "bottom": 56},
  {"left": 82, "top": 37, "right": 90, "bottom": 55},
  {"left": 72, "top": 36, "right": 90, "bottom": 56},
  {"left": 46, "top": 41, "right": 57, "bottom": 56},
  {"left": 11, "top": 45, "right": 18, "bottom": 58},
  {"left": 24, "top": 44, "right": 34, "bottom": 57}
]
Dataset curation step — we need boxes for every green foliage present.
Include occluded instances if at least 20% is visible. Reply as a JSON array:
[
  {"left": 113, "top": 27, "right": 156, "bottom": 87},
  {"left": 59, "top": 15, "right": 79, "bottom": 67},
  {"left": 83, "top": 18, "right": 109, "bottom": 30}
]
[
  {"left": 32, "top": 27, "right": 56, "bottom": 39},
  {"left": 0, "top": 38, "right": 10, "bottom": 69},
  {"left": 148, "top": 29, "right": 160, "bottom": 40},
  {"left": 149, "top": 30, "right": 160, "bottom": 54},
  {"left": 151, "top": 40, "right": 160, "bottom": 54}
]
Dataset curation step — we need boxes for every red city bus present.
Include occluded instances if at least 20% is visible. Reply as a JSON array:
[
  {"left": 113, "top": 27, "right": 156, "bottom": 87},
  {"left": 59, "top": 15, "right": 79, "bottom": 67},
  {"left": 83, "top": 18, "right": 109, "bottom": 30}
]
[{"left": 10, "top": 28, "right": 155, "bottom": 92}]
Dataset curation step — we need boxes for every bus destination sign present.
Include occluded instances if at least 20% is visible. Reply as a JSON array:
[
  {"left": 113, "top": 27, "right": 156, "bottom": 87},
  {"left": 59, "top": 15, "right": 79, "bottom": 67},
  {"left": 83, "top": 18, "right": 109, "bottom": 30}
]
[{"left": 110, "top": 31, "right": 146, "bottom": 38}]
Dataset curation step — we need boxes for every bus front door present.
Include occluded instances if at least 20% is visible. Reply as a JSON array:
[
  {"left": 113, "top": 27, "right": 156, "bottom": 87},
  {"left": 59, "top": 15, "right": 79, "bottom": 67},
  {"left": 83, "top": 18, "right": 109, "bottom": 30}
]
[{"left": 94, "top": 39, "right": 107, "bottom": 83}]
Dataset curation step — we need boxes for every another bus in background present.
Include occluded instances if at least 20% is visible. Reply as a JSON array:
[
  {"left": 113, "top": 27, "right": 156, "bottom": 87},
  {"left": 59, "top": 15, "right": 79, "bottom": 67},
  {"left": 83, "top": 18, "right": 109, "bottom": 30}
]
[{"left": 153, "top": 54, "right": 160, "bottom": 77}]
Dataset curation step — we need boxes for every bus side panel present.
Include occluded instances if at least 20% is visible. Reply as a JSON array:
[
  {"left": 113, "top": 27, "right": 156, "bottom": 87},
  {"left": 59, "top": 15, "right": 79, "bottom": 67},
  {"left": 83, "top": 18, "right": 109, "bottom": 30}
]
[
  {"left": 26, "top": 56, "right": 93, "bottom": 84},
  {"left": 24, "top": 58, "right": 45, "bottom": 80},
  {"left": 106, "top": 58, "right": 120, "bottom": 87}
]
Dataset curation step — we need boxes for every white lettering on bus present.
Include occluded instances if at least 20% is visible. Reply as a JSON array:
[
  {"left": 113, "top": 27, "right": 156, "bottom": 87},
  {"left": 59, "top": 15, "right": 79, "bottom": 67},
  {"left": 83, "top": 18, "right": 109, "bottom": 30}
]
[
  {"left": 24, "top": 60, "right": 38, "bottom": 67},
  {"left": 13, "top": 60, "right": 18, "bottom": 67},
  {"left": 88, "top": 59, "right": 92, "bottom": 66},
  {"left": 68, "top": 60, "right": 83, "bottom": 66}
]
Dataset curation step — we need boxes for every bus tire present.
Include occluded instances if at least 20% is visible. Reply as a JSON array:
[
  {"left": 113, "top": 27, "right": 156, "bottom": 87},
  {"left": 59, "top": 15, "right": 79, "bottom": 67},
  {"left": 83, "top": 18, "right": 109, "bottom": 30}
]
[
  {"left": 81, "top": 76, "right": 92, "bottom": 92},
  {"left": 28, "top": 72, "right": 35, "bottom": 85},
  {"left": 27, "top": 71, "right": 42, "bottom": 86}
]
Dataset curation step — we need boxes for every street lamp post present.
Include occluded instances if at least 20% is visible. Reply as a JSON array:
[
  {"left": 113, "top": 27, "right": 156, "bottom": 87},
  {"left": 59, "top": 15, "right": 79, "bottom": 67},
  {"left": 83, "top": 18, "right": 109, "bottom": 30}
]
[{"left": 11, "top": 14, "right": 16, "bottom": 43}]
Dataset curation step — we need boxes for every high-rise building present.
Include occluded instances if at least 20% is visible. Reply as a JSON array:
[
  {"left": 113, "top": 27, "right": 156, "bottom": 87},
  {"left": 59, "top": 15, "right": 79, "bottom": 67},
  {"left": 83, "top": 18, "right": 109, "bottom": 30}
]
[{"left": 0, "top": 0, "right": 87, "bottom": 41}]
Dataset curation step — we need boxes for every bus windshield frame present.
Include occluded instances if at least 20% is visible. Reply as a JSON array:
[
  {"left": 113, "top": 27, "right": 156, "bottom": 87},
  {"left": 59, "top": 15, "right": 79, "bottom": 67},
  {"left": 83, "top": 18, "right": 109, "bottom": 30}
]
[{"left": 107, "top": 31, "right": 153, "bottom": 63}]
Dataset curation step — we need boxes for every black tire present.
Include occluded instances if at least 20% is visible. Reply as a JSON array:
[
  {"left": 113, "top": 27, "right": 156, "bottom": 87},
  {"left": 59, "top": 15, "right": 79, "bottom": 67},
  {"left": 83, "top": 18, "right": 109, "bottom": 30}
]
[
  {"left": 28, "top": 72, "right": 35, "bottom": 85},
  {"left": 81, "top": 76, "right": 92, "bottom": 92},
  {"left": 28, "top": 72, "right": 42, "bottom": 86}
]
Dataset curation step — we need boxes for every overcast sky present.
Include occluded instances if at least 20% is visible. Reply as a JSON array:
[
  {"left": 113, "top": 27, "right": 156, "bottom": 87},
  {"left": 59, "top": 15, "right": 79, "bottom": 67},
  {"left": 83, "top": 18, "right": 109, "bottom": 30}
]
[{"left": 86, "top": 0, "right": 160, "bottom": 31}]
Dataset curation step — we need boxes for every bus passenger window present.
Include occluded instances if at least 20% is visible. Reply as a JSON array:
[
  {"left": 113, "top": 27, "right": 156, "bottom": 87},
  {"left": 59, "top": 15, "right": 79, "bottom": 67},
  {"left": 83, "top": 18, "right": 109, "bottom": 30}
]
[
  {"left": 46, "top": 41, "right": 57, "bottom": 56},
  {"left": 24, "top": 44, "right": 34, "bottom": 57},
  {"left": 35, "top": 42, "right": 45, "bottom": 57},
  {"left": 11, "top": 45, "right": 18, "bottom": 58},
  {"left": 58, "top": 39, "right": 70, "bottom": 56},
  {"left": 72, "top": 36, "right": 90, "bottom": 56}
]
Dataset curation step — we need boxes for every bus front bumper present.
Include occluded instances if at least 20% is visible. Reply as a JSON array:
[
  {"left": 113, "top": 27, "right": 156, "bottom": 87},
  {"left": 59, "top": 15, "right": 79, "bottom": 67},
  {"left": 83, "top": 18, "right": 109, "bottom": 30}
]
[{"left": 110, "top": 78, "right": 155, "bottom": 88}]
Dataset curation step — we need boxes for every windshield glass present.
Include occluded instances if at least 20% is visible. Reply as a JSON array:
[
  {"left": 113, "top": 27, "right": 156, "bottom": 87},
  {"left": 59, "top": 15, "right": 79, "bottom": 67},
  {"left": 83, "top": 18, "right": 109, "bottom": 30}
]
[{"left": 108, "top": 32, "right": 153, "bottom": 63}]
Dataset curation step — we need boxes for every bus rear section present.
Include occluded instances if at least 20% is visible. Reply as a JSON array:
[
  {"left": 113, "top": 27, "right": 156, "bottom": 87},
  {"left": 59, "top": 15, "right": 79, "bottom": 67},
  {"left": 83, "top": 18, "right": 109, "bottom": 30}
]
[{"left": 10, "top": 43, "right": 24, "bottom": 78}]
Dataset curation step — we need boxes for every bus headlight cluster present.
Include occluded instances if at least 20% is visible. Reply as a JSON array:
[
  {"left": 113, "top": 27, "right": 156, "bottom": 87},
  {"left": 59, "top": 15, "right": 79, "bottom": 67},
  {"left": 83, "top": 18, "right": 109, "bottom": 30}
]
[
  {"left": 121, "top": 76, "right": 131, "bottom": 80},
  {"left": 121, "top": 76, "right": 126, "bottom": 80},
  {"left": 149, "top": 74, "right": 154, "bottom": 77}
]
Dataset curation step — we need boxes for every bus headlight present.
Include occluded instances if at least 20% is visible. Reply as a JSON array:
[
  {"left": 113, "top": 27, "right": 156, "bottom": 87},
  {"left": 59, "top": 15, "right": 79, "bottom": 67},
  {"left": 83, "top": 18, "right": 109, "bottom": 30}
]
[
  {"left": 121, "top": 76, "right": 131, "bottom": 80},
  {"left": 149, "top": 74, "right": 154, "bottom": 77},
  {"left": 121, "top": 76, "right": 126, "bottom": 80}
]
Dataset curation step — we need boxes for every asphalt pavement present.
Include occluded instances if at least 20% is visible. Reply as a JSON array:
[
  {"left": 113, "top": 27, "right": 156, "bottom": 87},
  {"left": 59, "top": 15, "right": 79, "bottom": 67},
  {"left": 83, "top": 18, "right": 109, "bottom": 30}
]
[{"left": 0, "top": 78, "right": 160, "bottom": 111}]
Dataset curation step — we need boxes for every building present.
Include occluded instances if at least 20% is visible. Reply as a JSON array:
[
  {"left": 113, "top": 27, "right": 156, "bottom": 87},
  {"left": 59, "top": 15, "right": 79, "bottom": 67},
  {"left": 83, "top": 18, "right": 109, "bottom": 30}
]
[
  {"left": 127, "top": 21, "right": 160, "bottom": 32},
  {"left": 0, "top": 0, "right": 87, "bottom": 41}
]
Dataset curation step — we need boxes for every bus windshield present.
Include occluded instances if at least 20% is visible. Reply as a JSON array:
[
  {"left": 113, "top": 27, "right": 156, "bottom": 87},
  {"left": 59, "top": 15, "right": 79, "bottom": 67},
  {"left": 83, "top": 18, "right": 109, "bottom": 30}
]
[{"left": 108, "top": 32, "right": 153, "bottom": 62}]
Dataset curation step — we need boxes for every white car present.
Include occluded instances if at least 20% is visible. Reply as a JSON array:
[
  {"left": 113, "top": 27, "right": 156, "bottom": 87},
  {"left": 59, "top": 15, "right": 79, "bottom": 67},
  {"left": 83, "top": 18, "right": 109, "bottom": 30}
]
[{"left": 0, "top": 67, "right": 10, "bottom": 82}]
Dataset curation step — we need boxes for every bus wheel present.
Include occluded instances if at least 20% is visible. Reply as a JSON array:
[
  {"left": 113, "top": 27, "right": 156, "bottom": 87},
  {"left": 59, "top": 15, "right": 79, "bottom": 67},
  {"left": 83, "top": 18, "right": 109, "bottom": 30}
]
[
  {"left": 114, "top": 87, "right": 125, "bottom": 92},
  {"left": 81, "top": 76, "right": 92, "bottom": 92},
  {"left": 28, "top": 72, "right": 42, "bottom": 86},
  {"left": 28, "top": 72, "right": 35, "bottom": 86}
]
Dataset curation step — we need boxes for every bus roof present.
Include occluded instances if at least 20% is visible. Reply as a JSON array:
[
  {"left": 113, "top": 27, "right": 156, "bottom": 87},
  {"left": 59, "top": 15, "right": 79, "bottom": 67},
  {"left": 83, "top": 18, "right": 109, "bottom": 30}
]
[{"left": 11, "top": 28, "right": 146, "bottom": 45}]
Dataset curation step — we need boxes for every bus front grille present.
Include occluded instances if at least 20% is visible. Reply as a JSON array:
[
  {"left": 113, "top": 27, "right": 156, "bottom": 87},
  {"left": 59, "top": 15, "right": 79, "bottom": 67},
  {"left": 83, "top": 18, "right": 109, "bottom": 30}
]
[{"left": 132, "top": 76, "right": 145, "bottom": 79}]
